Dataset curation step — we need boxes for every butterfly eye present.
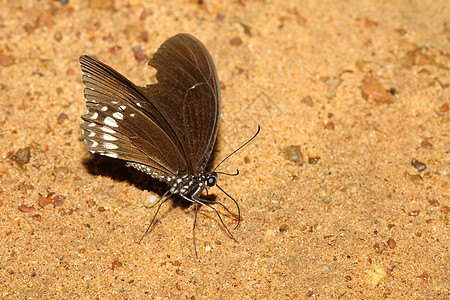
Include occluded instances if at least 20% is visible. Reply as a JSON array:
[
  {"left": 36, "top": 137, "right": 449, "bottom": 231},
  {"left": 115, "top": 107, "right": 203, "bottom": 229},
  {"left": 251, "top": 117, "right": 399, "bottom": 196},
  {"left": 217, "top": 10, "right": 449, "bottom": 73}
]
[{"left": 206, "top": 172, "right": 218, "bottom": 187}]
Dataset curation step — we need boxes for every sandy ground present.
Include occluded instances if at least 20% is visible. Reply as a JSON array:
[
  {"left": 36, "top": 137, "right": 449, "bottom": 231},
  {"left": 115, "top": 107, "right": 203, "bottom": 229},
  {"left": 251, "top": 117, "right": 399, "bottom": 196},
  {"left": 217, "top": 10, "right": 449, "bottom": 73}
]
[{"left": 0, "top": 0, "right": 449, "bottom": 299}]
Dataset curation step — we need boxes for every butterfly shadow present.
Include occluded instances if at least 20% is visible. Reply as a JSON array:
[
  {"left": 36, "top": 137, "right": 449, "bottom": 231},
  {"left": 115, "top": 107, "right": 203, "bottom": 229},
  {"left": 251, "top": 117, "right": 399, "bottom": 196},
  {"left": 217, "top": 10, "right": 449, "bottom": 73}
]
[{"left": 81, "top": 154, "right": 219, "bottom": 211}]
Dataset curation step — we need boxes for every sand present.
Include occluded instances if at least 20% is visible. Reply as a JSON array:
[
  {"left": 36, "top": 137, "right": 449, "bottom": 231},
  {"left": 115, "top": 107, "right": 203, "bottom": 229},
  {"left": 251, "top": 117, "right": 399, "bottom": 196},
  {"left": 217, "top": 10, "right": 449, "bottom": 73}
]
[{"left": 0, "top": 0, "right": 448, "bottom": 299}]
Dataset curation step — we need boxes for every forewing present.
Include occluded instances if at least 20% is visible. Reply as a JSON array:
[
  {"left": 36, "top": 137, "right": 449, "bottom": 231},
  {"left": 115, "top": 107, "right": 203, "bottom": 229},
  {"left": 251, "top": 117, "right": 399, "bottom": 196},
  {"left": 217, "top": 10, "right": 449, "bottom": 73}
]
[
  {"left": 144, "top": 33, "right": 221, "bottom": 174},
  {"left": 79, "top": 55, "right": 187, "bottom": 175}
]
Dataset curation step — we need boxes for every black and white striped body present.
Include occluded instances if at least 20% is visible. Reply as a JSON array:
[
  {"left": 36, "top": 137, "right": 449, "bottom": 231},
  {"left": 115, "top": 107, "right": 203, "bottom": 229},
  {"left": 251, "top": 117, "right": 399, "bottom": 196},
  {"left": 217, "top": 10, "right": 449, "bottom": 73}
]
[{"left": 127, "top": 162, "right": 217, "bottom": 197}]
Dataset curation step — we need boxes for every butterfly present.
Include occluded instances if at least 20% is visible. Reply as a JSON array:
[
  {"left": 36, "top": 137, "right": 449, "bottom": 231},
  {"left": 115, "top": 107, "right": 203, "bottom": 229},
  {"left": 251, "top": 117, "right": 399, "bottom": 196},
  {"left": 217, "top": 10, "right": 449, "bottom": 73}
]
[{"left": 80, "top": 33, "right": 258, "bottom": 254}]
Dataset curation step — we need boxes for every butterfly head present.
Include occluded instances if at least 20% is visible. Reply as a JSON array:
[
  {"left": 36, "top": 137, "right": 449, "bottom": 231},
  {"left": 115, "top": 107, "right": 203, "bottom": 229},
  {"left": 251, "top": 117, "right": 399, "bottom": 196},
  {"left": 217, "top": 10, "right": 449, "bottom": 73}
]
[{"left": 206, "top": 172, "right": 218, "bottom": 187}]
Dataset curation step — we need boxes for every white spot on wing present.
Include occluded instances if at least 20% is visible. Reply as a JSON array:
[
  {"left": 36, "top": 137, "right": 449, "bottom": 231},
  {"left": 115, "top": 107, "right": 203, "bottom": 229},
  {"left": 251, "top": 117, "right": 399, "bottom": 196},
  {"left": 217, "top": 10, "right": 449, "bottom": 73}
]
[
  {"left": 88, "top": 123, "right": 96, "bottom": 127},
  {"left": 101, "top": 106, "right": 108, "bottom": 111},
  {"left": 130, "top": 113, "right": 135, "bottom": 117},
  {"left": 91, "top": 112, "right": 98, "bottom": 120},
  {"left": 136, "top": 102, "right": 142, "bottom": 107},
  {"left": 103, "top": 142, "right": 118, "bottom": 150},
  {"left": 119, "top": 105, "right": 126, "bottom": 110},
  {"left": 88, "top": 131, "right": 95, "bottom": 137},
  {"left": 104, "top": 152, "right": 118, "bottom": 158},
  {"left": 101, "top": 126, "right": 115, "bottom": 134},
  {"left": 112, "top": 112, "right": 124, "bottom": 120},
  {"left": 103, "top": 134, "right": 117, "bottom": 141},
  {"left": 104, "top": 117, "right": 118, "bottom": 127},
  {"left": 91, "top": 140, "right": 98, "bottom": 147}
]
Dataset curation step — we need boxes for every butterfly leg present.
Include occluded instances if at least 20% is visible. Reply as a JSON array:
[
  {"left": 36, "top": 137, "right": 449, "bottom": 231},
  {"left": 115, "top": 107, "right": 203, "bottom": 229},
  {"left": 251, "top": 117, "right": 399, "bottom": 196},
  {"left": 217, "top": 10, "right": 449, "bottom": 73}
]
[
  {"left": 196, "top": 184, "right": 241, "bottom": 229},
  {"left": 193, "top": 202, "right": 199, "bottom": 258},
  {"left": 139, "top": 191, "right": 172, "bottom": 243},
  {"left": 181, "top": 195, "right": 238, "bottom": 243},
  {"left": 195, "top": 198, "right": 240, "bottom": 228},
  {"left": 216, "top": 184, "right": 241, "bottom": 229}
]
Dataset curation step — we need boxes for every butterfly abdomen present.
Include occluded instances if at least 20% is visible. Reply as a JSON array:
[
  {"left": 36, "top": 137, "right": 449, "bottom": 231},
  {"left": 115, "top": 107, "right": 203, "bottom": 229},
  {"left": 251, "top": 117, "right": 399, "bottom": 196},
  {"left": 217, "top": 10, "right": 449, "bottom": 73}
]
[{"left": 127, "top": 162, "right": 207, "bottom": 196}]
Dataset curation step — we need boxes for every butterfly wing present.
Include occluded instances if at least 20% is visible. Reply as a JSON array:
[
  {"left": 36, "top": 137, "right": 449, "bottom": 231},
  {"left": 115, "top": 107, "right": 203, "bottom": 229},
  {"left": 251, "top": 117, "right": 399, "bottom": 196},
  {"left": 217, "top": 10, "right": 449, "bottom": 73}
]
[
  {"left": 143, "top": 33, "right": 221, "bottom": 174},
  {"left": 80, "top": 34, "right": 220, "bottom": 179},
  {"left": 80, "top": 55, "right": 188, "bottom": 176}
]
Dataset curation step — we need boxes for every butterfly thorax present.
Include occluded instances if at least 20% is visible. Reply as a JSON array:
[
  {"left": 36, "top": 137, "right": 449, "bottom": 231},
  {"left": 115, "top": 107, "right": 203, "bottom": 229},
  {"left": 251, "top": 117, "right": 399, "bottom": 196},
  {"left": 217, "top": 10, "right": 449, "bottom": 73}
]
[{"left": 127, "top": 162, "right": 217, "bottom": 197}]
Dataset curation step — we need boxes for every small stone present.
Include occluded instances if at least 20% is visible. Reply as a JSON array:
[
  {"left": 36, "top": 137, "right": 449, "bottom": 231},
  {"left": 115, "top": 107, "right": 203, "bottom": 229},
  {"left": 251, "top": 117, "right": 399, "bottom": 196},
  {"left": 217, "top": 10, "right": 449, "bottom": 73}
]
[
  {"left": 132, "top": 46, "right": 148, "bottom": 63},
  {"left": 387, "top": 238, "right": 396, "bottom": 249},
  {"left": 407, "top": 173, "right": 423, "bottom": 185},
  {"left": 438, "top": 103, "right": 449, "bottom": 113},
  {"left": 146, "top": 194, "right": 159, "bottom": 205},
  {"left": 32, "top": 214, "right": 42, "bottom": 222},
  {"left": 17, "top": 182, "right": 34, "bottom": 192},
  {"left": 308, "top": 156, "right": 320, "bottom": 164},
  {"left": 441, "top": 206, "right": 449, "bottom": 215},
  {"left": 411, "top": 159, "right": 426, "bottom": 172},
  {"left": 38, "top": 196, "right": 53, "bottom": 208},
  {"left": 140, "top": 9, "right": 153, "bottom": 20},
  {"left": 427, "top": 199, "right": 439, "bottom": 207},
  {"left": 0, "top": 53, "right": 15, "bottom": 67},
  {"left": 408, "top": 210, "right": 420, "bottom": 216},
  {"left": 282, "top": 145, "right": 303, "bottom": 163},
  {"left": 111, "top": 259, "right": 123, "bottom": 269},
  {"left": 361, "top": 73, "right": 394, "bottom": 104},
  {"left": 18, "top": 204, "right": 36, "bottom": 212},
  {"left": 38, "top": 193, "right": 66, "bottom": 208},
  {"left": 52, "top": 166, "right": 70, "bottom": 177},
  {"left": 216, "top": 13, "right": 225, "bottom": 21},
  {"left": 229, "top": 37, "right": 242, "bottom": 46},
  {"left": 279, "top": 224, "right": 288, "bottom": 232},
  {"left": 12, "top": 147, "right": 31, "bottom": 167},
  {"left": 373, "top": 242, "right": 385, "bottom": 254},
  {"left": 323, "top": 195, "right": 332, "bottom": 204},
  {"left": 24, "top": 23, "right": 35, "bottom": 34},
  {"left": 57, "top": 113, "right": 68, "bottom": 124},
  {"left": 86, "top": 199, "right": 96, "bottom": 208},
  {"left": 420, "top": 140, "right": 433, "bottom": 149},
  {"left": 324, "top": 121, "right": 335, "bottom": 130},
  {"left": 36, "top": 11, "right": 54, "bottom": 28},
  {"left": 52, "top": 194, "right": 66, "bottom": 207},
  {"left": 241, "top": 23, "right": 252, "bottom": 36},
  {"left": 264, "top": 229, "right": 276, "bottom": 242},
  {"left": 301, "top": 95, "right": 314, "bottom": 107},
  {"left": 417, "top": 271, "right": 430, "bottom": 280},
  {"left": 366, "top": 266, "right": 387, "bottom": 286}
]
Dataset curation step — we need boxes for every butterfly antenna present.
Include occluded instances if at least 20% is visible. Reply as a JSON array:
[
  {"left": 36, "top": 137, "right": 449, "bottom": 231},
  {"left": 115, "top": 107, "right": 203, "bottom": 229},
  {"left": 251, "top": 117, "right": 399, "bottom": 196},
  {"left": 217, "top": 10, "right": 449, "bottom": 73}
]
[
  {"left": 215, "top": 169, "right": 239, "bottom": 177},
  {"left": 213, "top": 125, "right": 260, "bottom": 172}
]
